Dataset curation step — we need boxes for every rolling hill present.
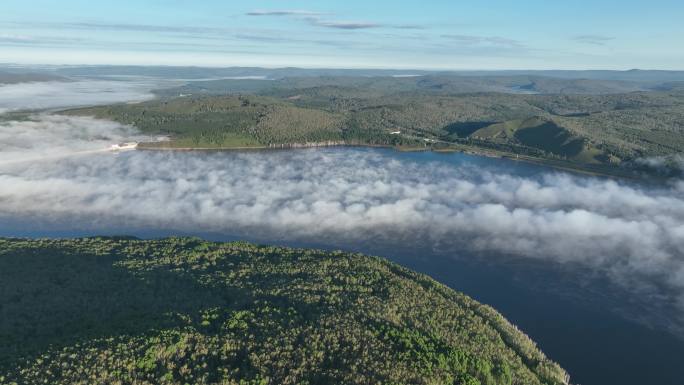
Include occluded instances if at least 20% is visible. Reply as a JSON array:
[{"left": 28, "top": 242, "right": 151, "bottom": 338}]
[
  {"left": 0, "top": 237, "right": 569, "bottom": 385},
  {"left": 58, "top": 74, "right": 684, "bottom": 177}
]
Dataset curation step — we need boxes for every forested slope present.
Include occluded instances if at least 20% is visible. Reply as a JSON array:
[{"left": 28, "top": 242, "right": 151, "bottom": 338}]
[
  {"left": 64, "top": 75, "right": 684, "bottom": 175},
  {"left": 0, "top": 237, "right": 569, "bottom": 385}
]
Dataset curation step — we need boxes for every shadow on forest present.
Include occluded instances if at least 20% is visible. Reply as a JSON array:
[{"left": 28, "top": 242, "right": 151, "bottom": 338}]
[
  {"left": 444, "top": 121, "right": 496, "bottom": 138},
  {"left": 0, "top": 243, "right": 251, "bottom": 369},
  {"left": 514, "top": 121, "right": 584, "bottom": 158}
]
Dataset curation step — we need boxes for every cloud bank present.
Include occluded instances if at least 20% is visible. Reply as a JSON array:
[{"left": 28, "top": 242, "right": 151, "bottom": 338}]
[
  {"left": 0, "top": 115, "right": 145, "bottom": 166},
  {"left": 1, "top": 114, "right": 684, "bottom": 335},
  {"left": 2, "top": 116, "right": 684, "bottom": 329}
]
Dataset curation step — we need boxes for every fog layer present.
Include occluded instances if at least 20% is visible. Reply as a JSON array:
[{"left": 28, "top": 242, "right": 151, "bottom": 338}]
[
  {"left": 0, "top": 117, "right": 684, "bottom": 328},
  {"left": 1, "top": 114, "right": 684, "bottom": 335},
  {"left": 0, "top": 79, "right": 157, "bottom": 111},
  {"left": 0, "top": 115, "right": 145, "bottom": 165}
]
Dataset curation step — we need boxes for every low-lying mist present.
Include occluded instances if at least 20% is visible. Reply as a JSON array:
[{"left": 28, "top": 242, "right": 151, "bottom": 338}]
[
  {"left": 1, "top": 114, "right": 684, "bottom": 337},
  {"left": 0, "top": 79, "right": 158, "bottom": 111},
  {"left": 0, "top": 115, "right": 146, "bottom": 165}
]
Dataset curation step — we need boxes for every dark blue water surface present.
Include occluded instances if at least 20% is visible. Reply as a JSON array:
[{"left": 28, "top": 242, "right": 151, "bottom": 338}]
[{"left": 2, "top": 148, "right": 683, "bottom": 385}]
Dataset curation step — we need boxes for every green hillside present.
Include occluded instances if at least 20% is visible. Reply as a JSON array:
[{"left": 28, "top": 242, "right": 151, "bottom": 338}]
[
  {"left": 64, "top": 95, "right": 405, "bottom": 148},
  {"left": 467, "top": 118, "right": 605, "bottom": 164},
  {"left": 0, "top": 237, "right": 569, "bottom": 385},
  {"left": 63, "top": 76, "right": 684, "bottom": 175}
]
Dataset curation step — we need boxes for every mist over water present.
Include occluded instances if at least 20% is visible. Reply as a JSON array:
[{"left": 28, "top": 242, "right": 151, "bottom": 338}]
[
  {"left": 1, "top": 119, "right": 684, "bottom": 337},
  {"left": 2, "top": 82, "right": 684, "bottom": 385},
  {"left": 0, "top": 115, "right": 148, "bottom": 166},
  {"left": 0, "top": 78, "right": 168, "bottom": 164}
]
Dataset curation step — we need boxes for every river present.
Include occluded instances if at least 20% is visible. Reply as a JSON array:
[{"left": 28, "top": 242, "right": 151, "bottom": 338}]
[{"left": 2, "top": 147, "right": 684, "bottom": 385}]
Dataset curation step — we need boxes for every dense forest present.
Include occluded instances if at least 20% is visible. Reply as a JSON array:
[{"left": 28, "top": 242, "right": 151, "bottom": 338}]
[
  {"left": 64, "top": 75, "right": 684, "bottom": 176},
  {"left": 0, "top": 237, "right": 569, "bottom": 385}
]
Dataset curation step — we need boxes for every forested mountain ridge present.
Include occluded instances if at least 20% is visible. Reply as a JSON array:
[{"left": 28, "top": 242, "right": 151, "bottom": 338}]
[
  {"left": 63, "top": 75, "right": 684, "bottom": 176},
  {"left": 0, "top": 237, "right": 569, "bottom": 385}
]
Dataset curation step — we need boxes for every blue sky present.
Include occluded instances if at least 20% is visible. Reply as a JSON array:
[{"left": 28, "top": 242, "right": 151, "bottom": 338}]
[{"left": 1, "top": 0, "right": 683, "bottom": 69}]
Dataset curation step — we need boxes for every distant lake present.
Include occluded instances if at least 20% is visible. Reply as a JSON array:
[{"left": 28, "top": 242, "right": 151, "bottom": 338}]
[{"left": 2, "top": 147, "right": 683, "bottom": 385}]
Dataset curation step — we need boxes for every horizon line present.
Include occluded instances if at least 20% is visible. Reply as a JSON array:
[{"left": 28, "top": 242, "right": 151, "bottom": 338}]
[{"left": 2, "top": 62, "right": 684, "bottom": 72}]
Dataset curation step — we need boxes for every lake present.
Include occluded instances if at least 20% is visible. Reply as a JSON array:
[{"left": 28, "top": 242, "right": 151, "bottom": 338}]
[{"left": 1, "top": 147, "right": 684, "bottom": 385}]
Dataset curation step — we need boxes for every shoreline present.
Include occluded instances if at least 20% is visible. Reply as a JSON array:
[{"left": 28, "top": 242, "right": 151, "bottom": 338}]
[
  {"left": 137, "top": 141, "right": 426, "bottom": 153},
  {"left": 137, "top": 141, "right": 644, "bottom": 180}
]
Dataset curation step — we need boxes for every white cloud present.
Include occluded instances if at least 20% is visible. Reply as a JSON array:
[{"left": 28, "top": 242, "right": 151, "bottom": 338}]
[
  {"left": 0, "top": 73, "right": 681, "bottom": 345},
  {"left": 246, "top": 10, "right": 325, "bottom": 17},
  {"left": 1, "top": 113, "right": 684, "bottom": 335},
  {"left": 0, "top": 115, "right": 145, "bottom": 166},
  {"left": 574, "top": 35, "right": 615, "bottom": 46},
  {"left": 441, "top": 34, "right": 524, "bottom": 48},
  {"left": 305, "top": 18, "right": 381, "bottom": 30}
]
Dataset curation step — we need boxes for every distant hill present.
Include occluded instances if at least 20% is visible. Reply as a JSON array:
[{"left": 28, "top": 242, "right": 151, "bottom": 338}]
[
  {"left": 0, "top": 71, "right": 66, "bottom": 84},
  {"left": 0, "top": 237, "right": 569, "bottom": 385},
  {"left": 43, "top": 65, "right": 684, "bottom": 84},
  {"left": 5, "top": 64, "right": 683, "bottom": 89},
  {"left": 65, "top": 78, "right": 684, "bottom": 176},
  {"left": 156, "top": 74, "right": 650, "bottom": 96},
  {"left": 51, "top": 65, "right": 436, "bottom": 80},
  {"left": 465, "top": 69, "right": 684, "bottom": 83}
]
